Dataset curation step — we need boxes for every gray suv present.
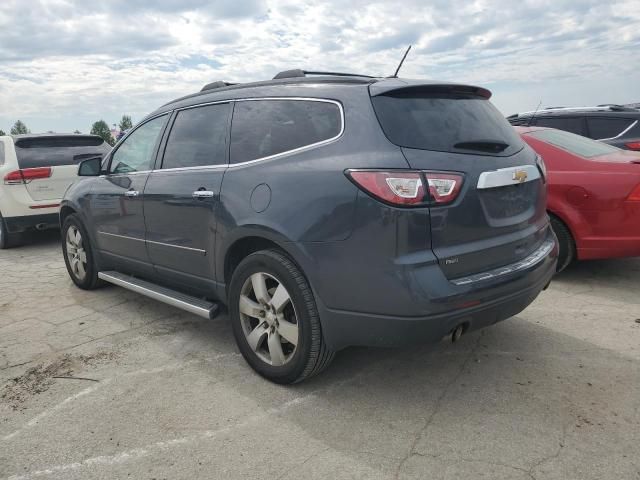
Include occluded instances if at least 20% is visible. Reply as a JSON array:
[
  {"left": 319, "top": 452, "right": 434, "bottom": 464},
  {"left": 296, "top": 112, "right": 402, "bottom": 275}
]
[
  {"left": 60, "top": 71, "right": 557, "bottom": 383},
  {"left": 508, "top": 105, "right": 640, "bottom": 151}
]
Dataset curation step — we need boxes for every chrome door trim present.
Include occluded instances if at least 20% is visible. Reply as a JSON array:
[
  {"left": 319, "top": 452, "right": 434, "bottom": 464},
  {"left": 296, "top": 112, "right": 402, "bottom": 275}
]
[
  {"left": 152, "top": 97, "right": 344, "bottom": 172},
  {"left": 146, "top": 239, "right": 206, "bottom": 255},
  {"left": 477, "top": 165, "right": 541, "bottom": 190},
  {"left": 98, "top": 231, "right": 206, "bottom": 254},
  {"left": 596, "top": 120, "right": 638, "bottom": 141},
  {"left": 98, "top": 231, "right": 145, "bottom": 242}
]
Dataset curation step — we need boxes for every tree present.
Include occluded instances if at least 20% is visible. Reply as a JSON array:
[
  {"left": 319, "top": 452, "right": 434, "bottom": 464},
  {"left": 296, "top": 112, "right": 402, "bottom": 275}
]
[
  {"left": 0, "top": 129, "right": 5, "bottom": 136},
  {"left": 90, "top": 120, "right": 114, "bottom": 146},
  {"left": 73, "top": 129, "right": 81, "bottom": 134},
  {"left": 118, "top": 115, "right": 133, "bottom": 132},
  {"left": 10, "top": 120, "right": 30, "bottom": 135}
]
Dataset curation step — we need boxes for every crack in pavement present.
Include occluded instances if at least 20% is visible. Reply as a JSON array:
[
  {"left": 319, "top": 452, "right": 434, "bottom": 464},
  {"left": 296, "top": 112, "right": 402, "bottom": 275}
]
[{"left": 393, "top": 330, "right": 485, "bottom": 479}]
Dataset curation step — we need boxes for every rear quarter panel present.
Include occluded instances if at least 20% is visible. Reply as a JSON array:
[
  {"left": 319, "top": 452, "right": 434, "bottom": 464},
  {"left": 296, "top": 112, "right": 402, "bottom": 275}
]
[{"left": 523, "top": 134, "right": 640, "bottom": 256}]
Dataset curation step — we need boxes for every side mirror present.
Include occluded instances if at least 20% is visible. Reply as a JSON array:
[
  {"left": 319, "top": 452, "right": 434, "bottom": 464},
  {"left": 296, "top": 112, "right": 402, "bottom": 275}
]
[{"left": 78, "top": 156, "right": 103, "bottom": 176}]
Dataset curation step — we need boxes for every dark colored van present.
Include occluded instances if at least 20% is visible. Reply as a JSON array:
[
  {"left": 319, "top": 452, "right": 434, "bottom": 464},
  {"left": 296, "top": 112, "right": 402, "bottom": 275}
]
[{"left": 60, "top": 71, "right": 557, "bottom": 383}]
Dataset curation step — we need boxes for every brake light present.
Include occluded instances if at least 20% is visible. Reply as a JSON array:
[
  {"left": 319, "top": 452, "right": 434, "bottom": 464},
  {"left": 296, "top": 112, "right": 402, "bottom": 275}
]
[
  {"left": 346, "top": 170, "right": 463, "bottom": 206},
  {"left": 625, "top": 142, "right": 640, "bottom": 151},
  {"left": 347, "top": 170, "right": 425, "bottom": 206},
  {"left": 3, "top": 167, "right": 52, "bottom": 185},
  {"left": 424, "top": 172, "right": 464, "bottom": 204},
  {"left": 628, "top": 184, "right": 640, "bottom": 201}
]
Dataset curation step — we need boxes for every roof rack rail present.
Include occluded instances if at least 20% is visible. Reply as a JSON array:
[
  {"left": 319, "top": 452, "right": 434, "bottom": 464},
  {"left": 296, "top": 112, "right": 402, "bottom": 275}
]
[
  {"left": 200, "top": 81, "right": 237, "bottom": 92},
  {"left": 273, "top": 69, "right": 376, "bottom": 80},
  {"left": 597, "top": 104, "right": 638, "bottom": 111},
  {"left": 517, "top": 105, "right": 640, "bottom": 116}
]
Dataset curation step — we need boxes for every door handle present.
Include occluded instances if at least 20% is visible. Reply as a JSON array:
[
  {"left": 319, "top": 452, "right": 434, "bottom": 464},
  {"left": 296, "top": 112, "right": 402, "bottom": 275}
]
[
  {"left": 124, "top": 190, "right": 139, "bottom": 197},
  {"left": 192, "top": 190, "right": 215, "bottom": 199}
]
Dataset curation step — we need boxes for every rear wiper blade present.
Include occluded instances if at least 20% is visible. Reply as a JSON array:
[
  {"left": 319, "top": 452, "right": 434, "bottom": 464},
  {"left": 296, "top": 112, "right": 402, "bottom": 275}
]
[{"left": 453, "top": 140, "right": 509, "bottom": 153}]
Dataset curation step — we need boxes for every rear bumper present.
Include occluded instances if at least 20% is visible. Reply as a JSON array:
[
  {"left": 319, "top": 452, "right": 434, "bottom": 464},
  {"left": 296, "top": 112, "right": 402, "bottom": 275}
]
[
  {"left": 3, "top": 213, "right": 59, "bottom": 233},
  {"left": 316, "top": 234, "right": 557, "bottom": 350}
]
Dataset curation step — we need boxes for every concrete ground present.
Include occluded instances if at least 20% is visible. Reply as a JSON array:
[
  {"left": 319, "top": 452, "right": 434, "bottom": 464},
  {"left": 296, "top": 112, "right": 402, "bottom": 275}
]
[{"left": 1, "top": 232, "right": 639, "bottom": 480}]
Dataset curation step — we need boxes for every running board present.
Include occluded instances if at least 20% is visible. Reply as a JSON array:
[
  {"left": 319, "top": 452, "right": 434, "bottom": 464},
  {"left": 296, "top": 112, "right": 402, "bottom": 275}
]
[{"left": 98, "top": 271, "right": 219, "bottom": 320}]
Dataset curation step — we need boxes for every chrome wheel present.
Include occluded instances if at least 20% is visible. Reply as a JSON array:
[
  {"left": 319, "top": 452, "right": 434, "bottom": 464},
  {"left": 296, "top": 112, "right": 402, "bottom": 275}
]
[
  {"left": 66, "top": 226, "right": 87, "bottom": 281},
  {"left": 239, "top": 272, "right": 299, "bottom": 366}
]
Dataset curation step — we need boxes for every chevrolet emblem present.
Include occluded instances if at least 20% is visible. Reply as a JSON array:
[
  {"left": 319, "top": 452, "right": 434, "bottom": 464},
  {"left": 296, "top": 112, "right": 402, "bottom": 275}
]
[{"left": 513, "top": 170, "right": 528, "bottom": 183}]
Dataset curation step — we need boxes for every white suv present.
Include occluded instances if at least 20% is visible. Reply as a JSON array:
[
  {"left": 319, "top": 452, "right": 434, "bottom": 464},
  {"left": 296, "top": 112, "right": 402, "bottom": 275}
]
[{"left": 0, "top": 134, "right": 111, "bottom": 248}]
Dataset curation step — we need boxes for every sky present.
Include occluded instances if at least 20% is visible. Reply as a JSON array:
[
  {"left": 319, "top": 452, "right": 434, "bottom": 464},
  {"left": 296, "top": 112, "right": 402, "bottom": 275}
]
[{"left": 0, "top": 0, "right": 639, "bottom": 134}]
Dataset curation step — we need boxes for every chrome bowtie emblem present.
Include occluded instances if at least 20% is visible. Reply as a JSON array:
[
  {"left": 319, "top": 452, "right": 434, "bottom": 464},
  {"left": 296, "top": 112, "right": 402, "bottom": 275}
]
[{"left": 513, "top": 170, "right": 528, "bottom": 183}]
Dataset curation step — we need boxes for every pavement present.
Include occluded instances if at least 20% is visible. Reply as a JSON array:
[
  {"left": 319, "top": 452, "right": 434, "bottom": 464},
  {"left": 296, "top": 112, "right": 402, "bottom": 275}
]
[{"left": 1, "top": 231, "right": 639, "bottom": 480}]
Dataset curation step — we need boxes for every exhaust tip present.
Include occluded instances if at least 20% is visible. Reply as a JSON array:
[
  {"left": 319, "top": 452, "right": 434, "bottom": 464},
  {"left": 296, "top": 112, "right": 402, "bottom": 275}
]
[{"left": 451, "top": 324, "right": 464, "bottom": 343}]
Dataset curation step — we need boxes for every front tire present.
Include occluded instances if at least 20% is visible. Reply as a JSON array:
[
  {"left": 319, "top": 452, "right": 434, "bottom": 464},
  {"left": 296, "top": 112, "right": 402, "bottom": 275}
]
[
  {"left": 62, "top": 214, "right": 102, "bottom": 289},
  {"left": 550, "top": 215, "right": 575, "bottom": 273},
  {"left": 229, "top": 249, "right": 334, "bottom": 384}
]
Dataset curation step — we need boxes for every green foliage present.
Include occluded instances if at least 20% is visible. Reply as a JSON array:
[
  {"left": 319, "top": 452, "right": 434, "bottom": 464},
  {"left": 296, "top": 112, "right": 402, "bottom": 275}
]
[
  {"left": 118, "top": 115, "right": 133, "bottom": 132},
  {"left": 90, "top": 120, "right": 114, "bottom": 146},
  {"left": 0, "top": 129, "right": 5, "bottom": 136},
  {"left": 10, "top": 120, "right": 30, "bottom": 135}
]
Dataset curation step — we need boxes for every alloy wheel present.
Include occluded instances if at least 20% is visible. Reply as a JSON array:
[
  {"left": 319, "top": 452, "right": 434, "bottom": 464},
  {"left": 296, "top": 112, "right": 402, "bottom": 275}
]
[
  {"left": 66, "top": 226, "right": 87, "bottom": 281},
  {"left": 239, "top": 272, "right": 299, "bottom": 366}
]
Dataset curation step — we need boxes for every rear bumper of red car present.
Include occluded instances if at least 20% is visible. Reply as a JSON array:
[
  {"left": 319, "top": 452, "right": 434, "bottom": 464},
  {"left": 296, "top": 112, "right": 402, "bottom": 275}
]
[{"left": 578, "top": 237, "right": 640, "bottom": 260}]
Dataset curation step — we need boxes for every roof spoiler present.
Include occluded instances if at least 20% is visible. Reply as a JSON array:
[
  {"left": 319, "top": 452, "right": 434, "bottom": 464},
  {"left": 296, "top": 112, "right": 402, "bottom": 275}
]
[{"left": 368, "top": 79, "right": 491, "bottom": 99}]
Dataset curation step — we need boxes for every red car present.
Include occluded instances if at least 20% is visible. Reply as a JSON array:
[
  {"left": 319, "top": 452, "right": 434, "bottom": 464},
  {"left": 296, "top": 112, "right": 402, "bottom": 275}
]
[{"left": 516, "top": 126, "right": 640, "bottom": 272}]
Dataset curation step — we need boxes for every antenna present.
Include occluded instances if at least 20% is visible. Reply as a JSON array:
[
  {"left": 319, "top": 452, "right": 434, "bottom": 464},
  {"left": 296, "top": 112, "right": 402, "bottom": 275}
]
[
  {"left": 391, "top": 45, "right": 412, "bottom": 78},
  {"left": 527, "top": 100, "right": 542, "bottom": 127}
]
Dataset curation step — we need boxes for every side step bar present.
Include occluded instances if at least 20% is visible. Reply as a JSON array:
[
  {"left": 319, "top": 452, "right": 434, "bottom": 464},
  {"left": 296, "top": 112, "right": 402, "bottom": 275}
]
[{"left": 98, "top": 271, "right": 219, "bottom": 320}]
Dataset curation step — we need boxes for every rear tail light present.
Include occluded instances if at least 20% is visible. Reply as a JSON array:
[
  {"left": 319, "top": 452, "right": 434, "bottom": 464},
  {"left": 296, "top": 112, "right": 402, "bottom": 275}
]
[
  {"left": 628, "top": 184, "right": 640, "bottom": 201},
  {"left": 346, "top": 170, "right": 463, "bottom": 206},
  {"left": 625, "top": 142, "right": 640, "bottom": 151},
  {"left": 347, "top": 171, "right": 425, "bottom": 206},
  {"left": 424, "top": 172, "right": 464, "bottom": 204},
  {"left": 3, "top": 167, "right": 52, "bottom": 185}
]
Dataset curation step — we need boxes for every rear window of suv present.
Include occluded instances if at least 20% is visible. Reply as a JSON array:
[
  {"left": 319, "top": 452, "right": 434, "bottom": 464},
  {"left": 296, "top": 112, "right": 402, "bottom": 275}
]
[
  {"left": 586, "top": 117, "right": 635, "bottom": 140},
  {"left": 528, "top": 128, "right": 620, "bottom": 158},
  {"left": 14, "top": 136, "right": 110, "bottom": 169},
  {"left": 371, "top": 92, "right": 524, "bottom": 156},
  {"left": 230, "top": 99, "right": 342, "bottom": 163}
]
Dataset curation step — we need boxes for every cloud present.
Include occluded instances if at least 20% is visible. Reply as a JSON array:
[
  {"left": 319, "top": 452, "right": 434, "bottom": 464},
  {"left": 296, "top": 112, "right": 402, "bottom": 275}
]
[{"left": 0, "top": 0, "right": 639, "bottom": 133}]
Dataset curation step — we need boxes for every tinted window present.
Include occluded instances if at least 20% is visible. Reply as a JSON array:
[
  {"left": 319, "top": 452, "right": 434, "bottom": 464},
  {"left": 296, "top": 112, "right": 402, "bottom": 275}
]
[
  {"left": 528, "top": 129, "right": 620, "bottom": 158},
  {"left": 230, "top": 100, "right": 342, "bottom": 163},
  {"left": 109, "top": 115, "right": 167, "bottom": 174},
  {"left": 13, "top": 136, "right": 110, "bottom": 169},
  {"left": 372, "top": 93, "right": 523, "bottom": 156},
  {"left": 162, "top": 103, "right": 230, "bottom": 169},
  {"left": 587, "top": 117, "right": 634, "bottom": 140},
  {"left": 534, "top": 117, "right": 584, "bottom": 135}
]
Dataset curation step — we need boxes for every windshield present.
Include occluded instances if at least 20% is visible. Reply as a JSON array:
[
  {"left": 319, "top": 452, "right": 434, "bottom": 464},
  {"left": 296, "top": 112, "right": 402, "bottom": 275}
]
[
  {"left": 527, "top": 128, "right": 620, "bottom": 158},
  {"left": 371, "top": 92, "right": 524, "bottom": 156}
]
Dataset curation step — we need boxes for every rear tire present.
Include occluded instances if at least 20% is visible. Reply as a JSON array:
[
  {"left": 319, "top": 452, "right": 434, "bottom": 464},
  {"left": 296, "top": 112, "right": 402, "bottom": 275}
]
[
  {"left": 0, "top": 214, "right": 22, "bottom": 249},
  {"left": 550, "top": 215, "right": 575, "bottom": 273},
  {"left": 62, "top": 214, "right": 102, "bottom": 289},
  {"left": 229, "top": 249, "right": 334, "bottom": 384}
]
